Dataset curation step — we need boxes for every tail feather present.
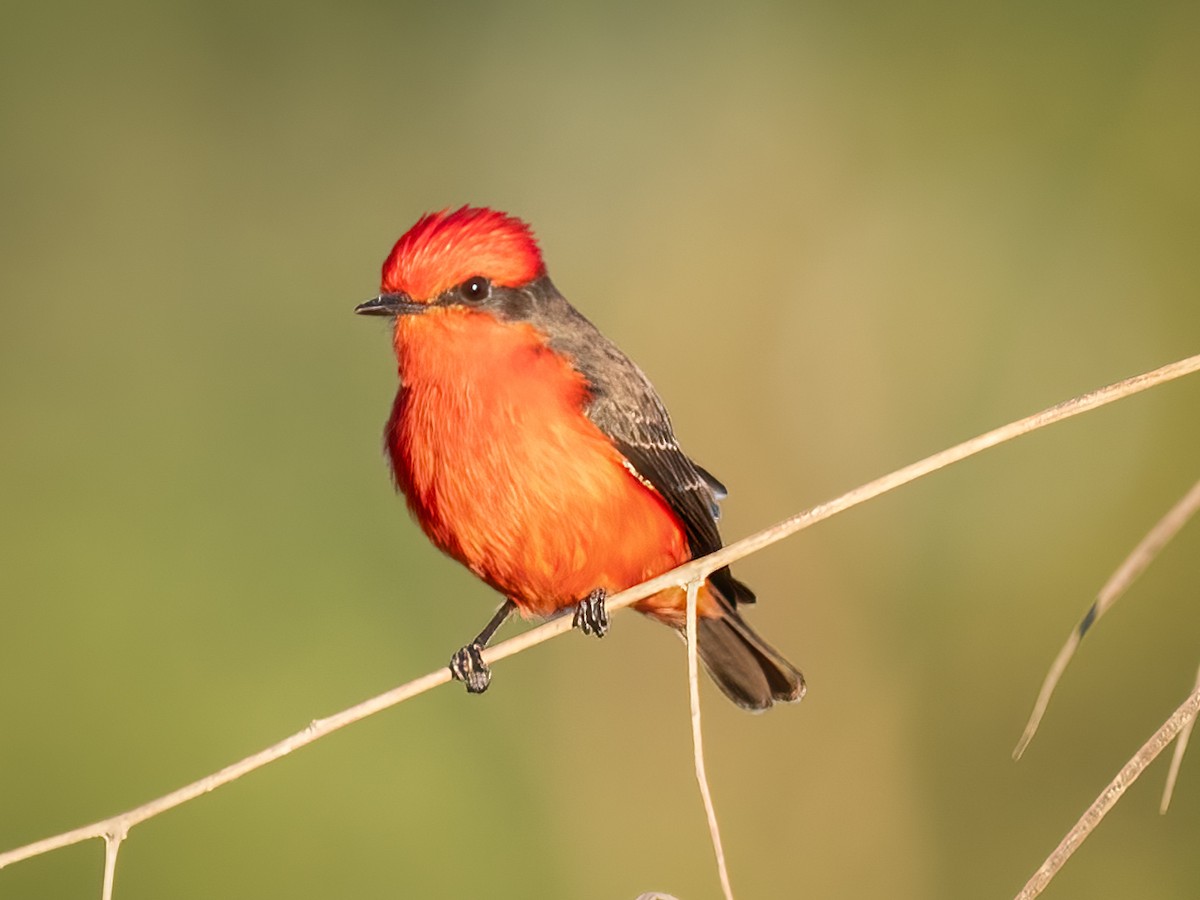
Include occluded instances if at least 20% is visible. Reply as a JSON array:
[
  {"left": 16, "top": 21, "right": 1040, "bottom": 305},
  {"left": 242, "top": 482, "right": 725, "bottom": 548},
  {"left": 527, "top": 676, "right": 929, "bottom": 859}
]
[{"left": 695, "top": 612, "right": 805, "bottom": 712}]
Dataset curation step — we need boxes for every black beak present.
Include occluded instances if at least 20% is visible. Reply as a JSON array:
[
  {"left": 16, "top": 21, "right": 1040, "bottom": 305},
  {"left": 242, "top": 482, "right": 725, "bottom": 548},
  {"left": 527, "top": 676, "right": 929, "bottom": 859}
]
[{"left": 354, "top": 292, "right": 426, "bottom": 317}]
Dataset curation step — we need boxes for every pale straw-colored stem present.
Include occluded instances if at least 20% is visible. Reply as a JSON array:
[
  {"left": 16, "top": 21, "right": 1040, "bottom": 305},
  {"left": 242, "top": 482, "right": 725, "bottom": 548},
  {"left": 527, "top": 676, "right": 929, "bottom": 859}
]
[
  {"left": 1161, "top": 664, "right": 1200, "bottom": 814},
  {"left": 685, "top": 579, "right": 734, "bottom": 900},
  {"left": 101, "top": 832, "right": 123, "bottom": 900},
  {"left": 1014, "top": 682, "right": 1200, "bottom": 900},
  {"left": 1014, "top": 477, "right": 1200, "bottom": 759},
  {"left": 1, "top": 353, "right": 1197, "bottom": 891}
]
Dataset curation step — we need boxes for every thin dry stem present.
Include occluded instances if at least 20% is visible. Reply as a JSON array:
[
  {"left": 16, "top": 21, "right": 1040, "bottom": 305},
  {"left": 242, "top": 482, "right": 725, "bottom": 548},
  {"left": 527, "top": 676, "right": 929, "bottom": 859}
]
[
  {"left": 101, "top": 833, "right": 122, "bottom": 900},
  {"left": 1161, "top": 664, "right": 1200, "bottom": 814},
  {"left": 1, "top": 352, "right": 1198, "bottom": 887},
  {"left": 685, "top": 579, "right": 734, "bottom": 900},
  {"left": 1014, "top": 682, "right": 1200, "bottom": 900},
  {"left": 1014, "top": 477, "right": 1200, "bottom": 759}
]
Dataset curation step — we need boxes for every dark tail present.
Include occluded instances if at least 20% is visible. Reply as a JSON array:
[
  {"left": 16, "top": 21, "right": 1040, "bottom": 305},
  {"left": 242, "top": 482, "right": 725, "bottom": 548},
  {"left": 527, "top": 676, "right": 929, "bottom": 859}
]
[{"left": 695, "top": 610, "right": 805, "bottom": 712}]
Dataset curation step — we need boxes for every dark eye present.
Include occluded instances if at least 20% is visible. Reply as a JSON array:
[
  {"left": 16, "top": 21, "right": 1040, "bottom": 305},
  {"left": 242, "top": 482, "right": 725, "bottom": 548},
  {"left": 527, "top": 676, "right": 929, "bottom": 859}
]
[{"left": 460, "top": 276, "right": 491, "bottom": 303}]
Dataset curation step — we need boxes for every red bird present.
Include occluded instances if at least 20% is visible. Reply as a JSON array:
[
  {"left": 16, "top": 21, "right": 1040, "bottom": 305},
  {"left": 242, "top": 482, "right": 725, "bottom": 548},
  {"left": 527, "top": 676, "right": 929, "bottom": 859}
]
[{"left": 356, "top": 207, "right": 804, "bottom": 710}]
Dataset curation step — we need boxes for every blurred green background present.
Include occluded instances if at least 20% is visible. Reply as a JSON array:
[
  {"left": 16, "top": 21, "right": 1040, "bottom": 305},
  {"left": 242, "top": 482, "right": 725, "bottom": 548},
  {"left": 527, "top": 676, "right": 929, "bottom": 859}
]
[{"left": 2, "top": 1, "right": 1199, "bottom": 898}]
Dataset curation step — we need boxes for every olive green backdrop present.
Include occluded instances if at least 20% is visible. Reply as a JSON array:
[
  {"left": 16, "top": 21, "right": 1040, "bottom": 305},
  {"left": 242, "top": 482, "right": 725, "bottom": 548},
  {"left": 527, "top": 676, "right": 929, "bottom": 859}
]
[{"left": 2, "top": 1, "right": 1199, "bottom": 898}]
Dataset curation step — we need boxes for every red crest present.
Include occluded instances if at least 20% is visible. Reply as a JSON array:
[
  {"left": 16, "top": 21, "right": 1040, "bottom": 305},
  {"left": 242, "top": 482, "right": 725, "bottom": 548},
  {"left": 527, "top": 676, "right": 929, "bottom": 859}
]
[{"left": 380, "top": 206, "right": 545, "bottom": 301}]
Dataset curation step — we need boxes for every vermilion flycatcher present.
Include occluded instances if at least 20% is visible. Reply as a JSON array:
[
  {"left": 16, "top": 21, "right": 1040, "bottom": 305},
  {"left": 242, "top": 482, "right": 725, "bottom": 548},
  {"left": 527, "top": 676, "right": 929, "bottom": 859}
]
[{"left": 356, "top": 207, "right": 804, "bottom": 710}]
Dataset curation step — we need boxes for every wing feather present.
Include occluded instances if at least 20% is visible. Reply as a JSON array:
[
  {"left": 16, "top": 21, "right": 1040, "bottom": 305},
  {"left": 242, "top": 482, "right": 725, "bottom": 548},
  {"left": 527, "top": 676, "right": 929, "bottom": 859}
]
[{"left": 526, "top": 278, "right": 754, "bottom": 607}]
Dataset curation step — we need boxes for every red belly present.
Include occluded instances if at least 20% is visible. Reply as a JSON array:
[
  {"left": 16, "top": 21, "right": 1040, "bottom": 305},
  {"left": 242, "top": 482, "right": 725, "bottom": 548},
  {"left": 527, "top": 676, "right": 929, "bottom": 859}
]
[{"left": 387, "top": 309, "right": 698, "bottom": 619}]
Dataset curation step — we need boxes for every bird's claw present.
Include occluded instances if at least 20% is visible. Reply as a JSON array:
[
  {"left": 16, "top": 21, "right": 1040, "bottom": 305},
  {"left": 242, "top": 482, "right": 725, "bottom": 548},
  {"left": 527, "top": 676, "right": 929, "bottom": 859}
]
[
  {"left": 572, "top": 588, "right": 609, "bottom": 637},
  {"left": 450, "top": 642, "right": 492, "bottom": 694}
]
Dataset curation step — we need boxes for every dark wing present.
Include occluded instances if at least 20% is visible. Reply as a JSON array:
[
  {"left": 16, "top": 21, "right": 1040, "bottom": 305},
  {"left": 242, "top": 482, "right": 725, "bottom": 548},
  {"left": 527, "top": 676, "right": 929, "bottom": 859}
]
[
  {"left": 585, "top": 367, "right": 756, "bottom": 608},
  {"left": 529, "top": 280, "right": 754, "bottom": 608}
]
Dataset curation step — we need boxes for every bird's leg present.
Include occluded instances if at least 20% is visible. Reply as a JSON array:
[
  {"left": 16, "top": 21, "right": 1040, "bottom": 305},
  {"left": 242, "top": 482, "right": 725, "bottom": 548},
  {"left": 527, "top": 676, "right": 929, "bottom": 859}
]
[
  {"left": 572, "top": 587, "right": 609, "bottom": 638},
  {"left": 449, "top": 599, "right": 515, "bottom": 694}
]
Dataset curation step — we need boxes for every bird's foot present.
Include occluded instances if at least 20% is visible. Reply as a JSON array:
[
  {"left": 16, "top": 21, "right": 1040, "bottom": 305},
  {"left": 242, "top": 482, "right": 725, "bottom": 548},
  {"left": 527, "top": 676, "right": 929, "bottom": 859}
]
[
  {"left": 572, "top": 588, "right": 609, "bottom": 638},
  {"left": 449, "top": 642, "right": 491, "bottom": 694}
]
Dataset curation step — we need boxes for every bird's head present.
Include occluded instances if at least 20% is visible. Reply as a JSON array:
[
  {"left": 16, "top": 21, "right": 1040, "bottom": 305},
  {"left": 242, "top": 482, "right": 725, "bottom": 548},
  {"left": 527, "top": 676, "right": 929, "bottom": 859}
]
[{"left": 355, "top": 206, "right": 546, "bottom": 320}]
